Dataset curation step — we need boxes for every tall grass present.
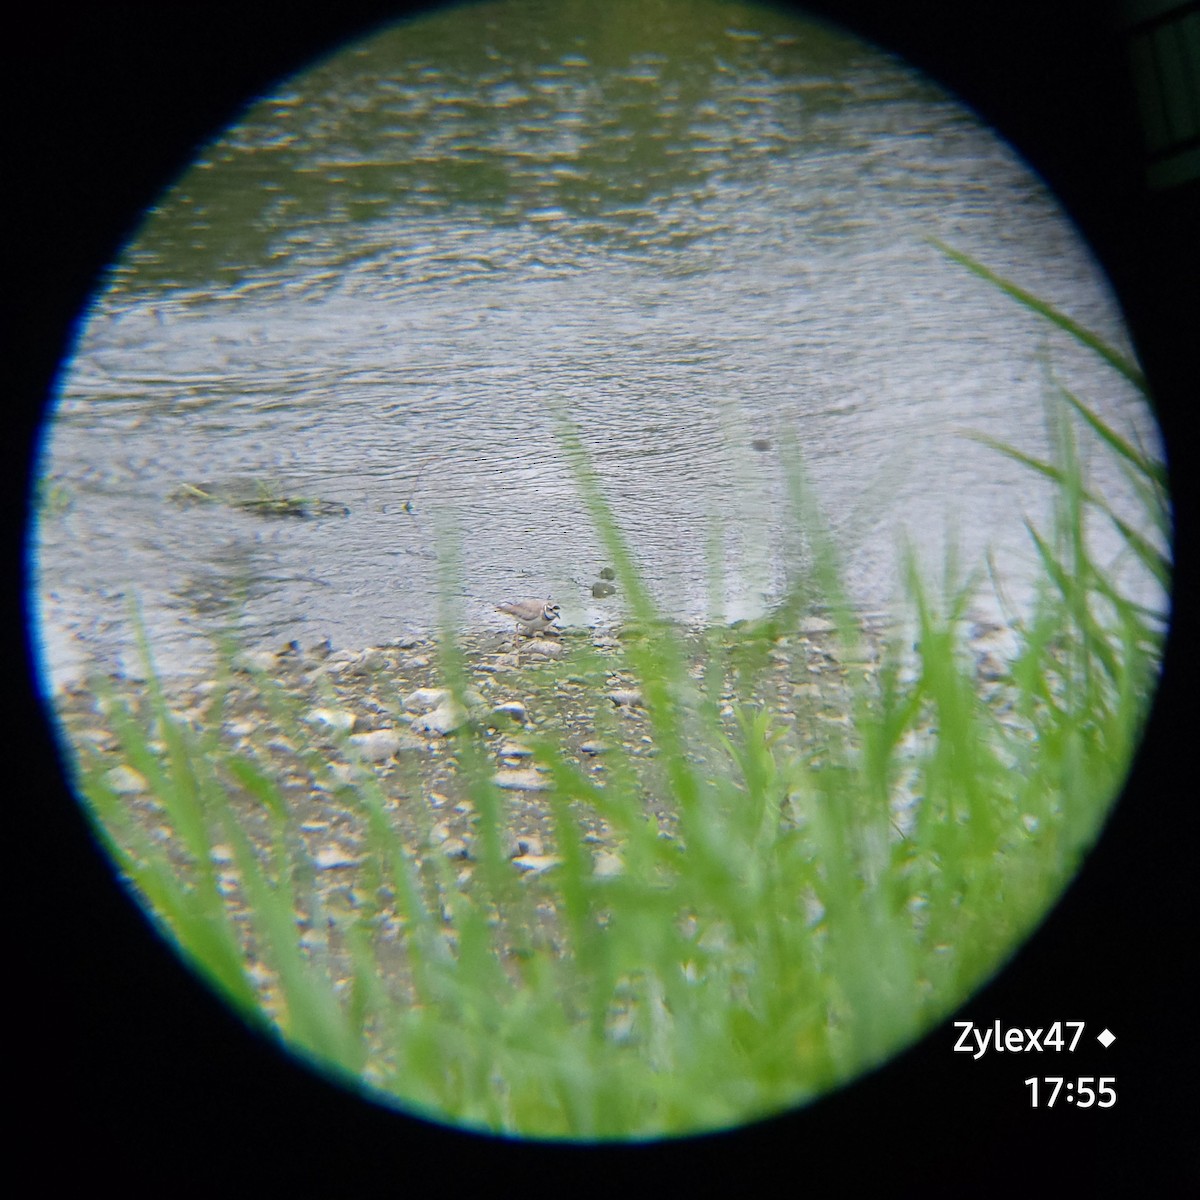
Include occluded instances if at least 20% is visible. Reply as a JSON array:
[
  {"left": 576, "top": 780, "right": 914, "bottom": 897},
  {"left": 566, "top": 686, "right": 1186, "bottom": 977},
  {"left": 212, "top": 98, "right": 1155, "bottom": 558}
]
[{"left": 60, "top": 251, "right": 1167, "bottom": 1140}]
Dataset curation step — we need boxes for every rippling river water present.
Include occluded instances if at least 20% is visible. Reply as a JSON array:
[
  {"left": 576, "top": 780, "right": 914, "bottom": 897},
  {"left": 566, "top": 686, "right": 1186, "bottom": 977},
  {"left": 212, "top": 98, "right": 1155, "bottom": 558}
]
[{"left": 31, "top": 0, "right": 1165, "bottom": 687}]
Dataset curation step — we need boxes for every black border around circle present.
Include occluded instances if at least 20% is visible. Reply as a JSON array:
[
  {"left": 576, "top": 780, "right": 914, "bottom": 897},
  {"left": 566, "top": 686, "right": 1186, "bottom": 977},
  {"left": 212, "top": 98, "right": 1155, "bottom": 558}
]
[{"left": 11, "top": 1, "right": 1196, "bottom": 1189}]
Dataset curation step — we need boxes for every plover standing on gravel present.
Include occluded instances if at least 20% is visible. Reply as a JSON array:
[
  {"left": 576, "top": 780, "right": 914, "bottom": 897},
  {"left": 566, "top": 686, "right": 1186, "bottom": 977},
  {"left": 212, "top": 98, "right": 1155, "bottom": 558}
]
[{"left": 496, "top": 598, "right": 561, "bottom": 635}]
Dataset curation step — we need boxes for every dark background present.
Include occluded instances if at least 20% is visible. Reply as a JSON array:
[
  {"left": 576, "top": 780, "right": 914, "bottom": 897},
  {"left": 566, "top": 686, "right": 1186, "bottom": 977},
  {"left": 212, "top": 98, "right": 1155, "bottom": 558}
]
[{"left": 10, "top": 1, "right": 1196, "bottom": 1190}]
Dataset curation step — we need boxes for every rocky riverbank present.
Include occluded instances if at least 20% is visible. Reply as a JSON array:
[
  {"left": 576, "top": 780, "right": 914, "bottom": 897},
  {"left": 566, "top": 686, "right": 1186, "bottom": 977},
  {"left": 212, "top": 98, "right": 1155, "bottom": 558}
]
[
  {"left": 50, "top": 611, "right": 1027, "bottom": 1016},
  {"left": 55, "top": 611, "right": 1025, "bottom": 867}
]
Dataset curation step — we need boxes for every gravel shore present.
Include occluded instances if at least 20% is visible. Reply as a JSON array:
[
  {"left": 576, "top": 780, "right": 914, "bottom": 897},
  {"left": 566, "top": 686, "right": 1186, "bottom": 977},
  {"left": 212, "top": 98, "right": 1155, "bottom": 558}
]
[{"left": 50, "top": 612, "right": 1022, "bottom": 1013}]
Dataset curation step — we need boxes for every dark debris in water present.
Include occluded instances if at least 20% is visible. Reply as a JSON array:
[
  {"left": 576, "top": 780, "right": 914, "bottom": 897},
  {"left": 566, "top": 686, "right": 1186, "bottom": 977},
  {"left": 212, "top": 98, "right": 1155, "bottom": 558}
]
[{"left": 169, "top": 481, "right": 350, "bottom": 520}]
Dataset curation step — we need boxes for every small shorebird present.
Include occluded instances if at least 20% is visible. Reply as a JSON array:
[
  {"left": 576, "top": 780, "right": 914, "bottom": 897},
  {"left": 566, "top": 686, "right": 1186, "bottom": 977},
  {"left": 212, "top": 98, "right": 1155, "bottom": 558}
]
[{"left": 496, "top": 598, "right": 561, "bottom": 635}]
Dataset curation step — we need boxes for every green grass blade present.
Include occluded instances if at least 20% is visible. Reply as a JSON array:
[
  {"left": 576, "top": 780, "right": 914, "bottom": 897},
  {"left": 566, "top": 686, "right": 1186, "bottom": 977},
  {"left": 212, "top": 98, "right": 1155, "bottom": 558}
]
[
  {"left": 1056, "top": 386, "right": 1167, "bottom": 488},
  {"left": 930, "top": 239, "right": 1148, "bottom": 394}
]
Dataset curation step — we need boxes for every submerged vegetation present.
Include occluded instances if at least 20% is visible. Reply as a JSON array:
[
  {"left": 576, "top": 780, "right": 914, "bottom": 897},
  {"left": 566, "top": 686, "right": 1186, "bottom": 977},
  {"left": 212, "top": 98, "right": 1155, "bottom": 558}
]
[
  {"left": 51, "top": 254, "right": 1167, "bottom": 1139},
  {"left": 169, "top": 479, "right": 350, "bottom": 520}
]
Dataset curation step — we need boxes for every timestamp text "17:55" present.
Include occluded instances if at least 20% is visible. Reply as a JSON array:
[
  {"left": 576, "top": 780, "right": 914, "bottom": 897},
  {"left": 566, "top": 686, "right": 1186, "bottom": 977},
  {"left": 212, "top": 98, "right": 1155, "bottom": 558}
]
[{"left": 1025, "top": 1078, "right": 1116, "bottom": 1107}]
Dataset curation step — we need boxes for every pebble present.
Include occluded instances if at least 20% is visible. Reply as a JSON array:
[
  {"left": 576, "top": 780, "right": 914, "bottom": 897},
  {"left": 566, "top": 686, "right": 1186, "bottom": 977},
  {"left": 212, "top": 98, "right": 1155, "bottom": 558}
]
[
  {"left": 976, "top": 654, "right": 1009, "bottom": 681},
  {"left": 404, "top": 687, "right": 451, "bottom": 713},
  {"left": 523, "top": 640, "right": 564, "bottom": 658},
  {"left": 314, "top": 844, "right": 361, "bottom": 869},
  {"left": 512, "top": 854, "right": 563, "bottom": 876},
  {"left": 592, "top": 850, "right": 624, "bottom": 878},
  {"left": 492, "top": 700, "right": 528, "bottom": 723},
  {"left": 103, "top": 764, "right": 149, "bottom": 794},
  {"left": 77, "top": 726, "right": 119, "bottom": 752},
  {"left": 498, "top": 741, "right": 533, "bottom": 759},
  {"left": 798, "top": 616, "right": 836, "bottom": 634},
  {"left": 410, "top": 701, "right": 468, "bottom": 735},
  {"left": 507, "top": 833, "right": 545, "bottom": 858},
  {"left": 307, "top": 707, "right": 356, "bottom": 732},
  {"left": 385, "top": 634, "right": 424, "bottom": 650},
  {"left": 327, "top": 762, "right": 358, "bottom": 786},
  {"left": 235, "top": 649, "right": 278, "bottom": 673},
  {"left": 347, "top": 729, "right": 404, "bottom": 761},
  {"left": 323, "top": 649, "right": 368, "bottom": 672},
  {"left": 492, "top": 768, "right": 552, "bottom": 792}
]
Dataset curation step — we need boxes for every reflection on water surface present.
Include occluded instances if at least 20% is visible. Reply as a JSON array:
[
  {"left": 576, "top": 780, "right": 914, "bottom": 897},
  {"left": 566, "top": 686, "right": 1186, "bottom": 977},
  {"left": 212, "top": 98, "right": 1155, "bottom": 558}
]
[{"left": 32, "top": 0, "right": 1163, "bottom": 685}]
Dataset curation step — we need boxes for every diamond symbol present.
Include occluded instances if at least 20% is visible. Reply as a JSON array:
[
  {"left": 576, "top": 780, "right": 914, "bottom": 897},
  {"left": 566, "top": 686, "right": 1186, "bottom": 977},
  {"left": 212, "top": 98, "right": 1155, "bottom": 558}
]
[{"left": 1097, "top": 1028, "right": 1116, "bottom": 1048}]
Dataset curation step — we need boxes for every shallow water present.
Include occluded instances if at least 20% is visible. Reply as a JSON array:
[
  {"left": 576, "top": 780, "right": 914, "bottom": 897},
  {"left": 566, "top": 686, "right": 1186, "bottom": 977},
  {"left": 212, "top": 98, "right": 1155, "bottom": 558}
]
[{"left": 31, "top": 0, "right": 1165, "bottom": 688}]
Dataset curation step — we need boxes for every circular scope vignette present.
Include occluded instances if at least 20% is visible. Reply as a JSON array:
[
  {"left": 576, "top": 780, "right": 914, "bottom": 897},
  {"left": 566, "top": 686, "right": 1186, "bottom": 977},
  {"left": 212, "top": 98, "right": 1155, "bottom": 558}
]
[{"left": 29, "top": 0, "right": 1171, "bottom": 1145}]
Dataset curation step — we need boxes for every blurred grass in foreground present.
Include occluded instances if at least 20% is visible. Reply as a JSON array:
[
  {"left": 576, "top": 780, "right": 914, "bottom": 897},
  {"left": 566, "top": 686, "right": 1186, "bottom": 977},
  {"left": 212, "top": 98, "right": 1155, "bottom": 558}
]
[{"left": 61, "top": 249, "right": 1167, "bottom": 1139}]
